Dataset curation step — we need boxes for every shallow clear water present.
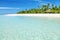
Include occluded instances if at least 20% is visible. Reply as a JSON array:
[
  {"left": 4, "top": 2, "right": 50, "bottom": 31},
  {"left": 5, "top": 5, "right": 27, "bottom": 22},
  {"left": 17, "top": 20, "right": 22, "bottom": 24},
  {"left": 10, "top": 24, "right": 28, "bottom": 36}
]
[{"left": 0, "top": 15, "right": 60, "bottom": 40}]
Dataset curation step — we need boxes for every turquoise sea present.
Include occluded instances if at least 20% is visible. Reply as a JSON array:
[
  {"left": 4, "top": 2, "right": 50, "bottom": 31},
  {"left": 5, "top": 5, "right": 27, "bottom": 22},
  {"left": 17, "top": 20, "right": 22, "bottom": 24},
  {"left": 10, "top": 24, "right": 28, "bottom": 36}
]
[{"left": 0, "top": 15, "right": 60, "bottom": 40}]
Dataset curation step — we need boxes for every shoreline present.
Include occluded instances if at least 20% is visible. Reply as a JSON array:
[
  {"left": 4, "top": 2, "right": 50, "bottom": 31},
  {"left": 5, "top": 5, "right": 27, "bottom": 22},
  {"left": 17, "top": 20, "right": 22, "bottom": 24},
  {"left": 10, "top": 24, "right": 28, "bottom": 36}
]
[{"left": 5, "top": 14, "right": 60, "bottom": 18}]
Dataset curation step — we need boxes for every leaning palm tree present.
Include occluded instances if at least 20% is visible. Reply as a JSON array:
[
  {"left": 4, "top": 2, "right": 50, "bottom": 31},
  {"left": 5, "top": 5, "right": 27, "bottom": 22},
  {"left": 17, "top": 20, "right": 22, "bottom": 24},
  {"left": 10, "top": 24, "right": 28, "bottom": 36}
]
[{"left": 37, "top": 0, "right": 41, "bottom": 13}]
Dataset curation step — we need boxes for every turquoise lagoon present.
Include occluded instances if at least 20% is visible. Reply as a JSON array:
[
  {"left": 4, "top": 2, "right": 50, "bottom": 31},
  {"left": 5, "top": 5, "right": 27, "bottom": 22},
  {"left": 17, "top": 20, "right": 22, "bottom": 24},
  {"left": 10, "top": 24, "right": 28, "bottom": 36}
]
[{"left": 0, "top": 15, "right": 60, "bottom": 40}]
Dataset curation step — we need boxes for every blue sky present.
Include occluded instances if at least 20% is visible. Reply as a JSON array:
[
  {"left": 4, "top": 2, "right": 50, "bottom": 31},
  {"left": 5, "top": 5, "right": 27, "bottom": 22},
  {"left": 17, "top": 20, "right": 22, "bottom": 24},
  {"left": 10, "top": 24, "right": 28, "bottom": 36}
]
[{"left": 0, "top": 0, "right": 60, "bottom": 14}]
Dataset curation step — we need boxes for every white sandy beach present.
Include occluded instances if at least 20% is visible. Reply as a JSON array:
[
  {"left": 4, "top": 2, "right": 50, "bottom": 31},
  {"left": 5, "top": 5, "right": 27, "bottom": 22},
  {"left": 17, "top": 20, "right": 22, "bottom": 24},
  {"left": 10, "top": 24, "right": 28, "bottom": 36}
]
[{"left": 5, "top": 14, "right": 60, "bottom": 18}]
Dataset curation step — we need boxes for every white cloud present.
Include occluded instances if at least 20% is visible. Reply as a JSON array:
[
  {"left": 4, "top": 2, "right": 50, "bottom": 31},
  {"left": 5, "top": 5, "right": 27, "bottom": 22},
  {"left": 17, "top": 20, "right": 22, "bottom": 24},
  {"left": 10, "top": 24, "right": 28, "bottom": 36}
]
[
  {"left": 33, "top": 0, "right": 41, "bottom": 2},
  {"left": 0, "top": 7, "right": 20, "bottom": 9},
  {"left": 32, "top": 0, "right": 42, "bottom": 3}
]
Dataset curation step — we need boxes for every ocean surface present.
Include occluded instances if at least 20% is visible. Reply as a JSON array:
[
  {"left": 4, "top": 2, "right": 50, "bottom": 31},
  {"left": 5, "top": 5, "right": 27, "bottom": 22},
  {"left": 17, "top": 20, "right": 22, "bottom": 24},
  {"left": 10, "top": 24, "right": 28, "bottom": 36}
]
[{"left": 0, "top": 15, "right": 60, "bottom": 40}]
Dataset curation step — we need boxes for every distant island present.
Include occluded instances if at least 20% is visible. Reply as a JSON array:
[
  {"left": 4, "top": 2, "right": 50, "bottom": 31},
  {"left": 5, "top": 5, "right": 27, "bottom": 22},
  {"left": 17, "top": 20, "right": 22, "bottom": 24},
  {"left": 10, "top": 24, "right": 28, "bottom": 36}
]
[{"left": 17, "top": 3, "right": 60, "bottom": 14}]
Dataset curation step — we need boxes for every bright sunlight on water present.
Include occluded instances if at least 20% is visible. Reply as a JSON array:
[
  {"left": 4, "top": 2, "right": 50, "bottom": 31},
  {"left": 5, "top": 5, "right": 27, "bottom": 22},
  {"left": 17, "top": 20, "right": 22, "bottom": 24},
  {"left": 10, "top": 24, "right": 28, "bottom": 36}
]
[{"left": 0, "top": 15, "right": 60, "bottom": 40}]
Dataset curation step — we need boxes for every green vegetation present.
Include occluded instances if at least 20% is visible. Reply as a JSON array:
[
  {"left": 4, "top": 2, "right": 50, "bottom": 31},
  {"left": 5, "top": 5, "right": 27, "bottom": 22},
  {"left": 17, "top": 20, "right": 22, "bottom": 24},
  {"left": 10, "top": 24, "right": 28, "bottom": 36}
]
[{"left": 17, "top": 3, "right": 60, "bottom": 14}]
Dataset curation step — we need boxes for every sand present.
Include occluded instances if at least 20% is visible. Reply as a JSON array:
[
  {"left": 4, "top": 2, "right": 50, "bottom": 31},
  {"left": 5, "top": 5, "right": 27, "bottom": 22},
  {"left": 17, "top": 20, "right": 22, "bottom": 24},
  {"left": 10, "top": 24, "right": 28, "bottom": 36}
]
[{"left": 5, "top": 14, "right": 60, "bottom": 18}]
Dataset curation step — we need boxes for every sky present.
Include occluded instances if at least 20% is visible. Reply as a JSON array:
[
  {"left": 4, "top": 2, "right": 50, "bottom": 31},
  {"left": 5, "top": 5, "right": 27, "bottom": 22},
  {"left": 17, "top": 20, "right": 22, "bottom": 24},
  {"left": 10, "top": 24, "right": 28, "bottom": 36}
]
[{"left": 0, "top": 0, "right": 60, "bottom": 14}]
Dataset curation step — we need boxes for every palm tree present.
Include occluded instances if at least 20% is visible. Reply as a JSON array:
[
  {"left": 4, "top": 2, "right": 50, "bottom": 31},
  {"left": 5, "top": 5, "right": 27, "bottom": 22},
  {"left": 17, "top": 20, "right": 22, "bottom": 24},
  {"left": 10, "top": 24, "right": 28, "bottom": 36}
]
[
  {"left": 58, "top": 6, "right": 60, "bottom": 13},
  {"left": 54, "top": 6, "right": 57, "bottom": 10},
  {"left": 52, "top": 4, "right": 55, "bottom": 10},
  {"left": 25, "top": 9, "right": 27, "bottom": 13},
  {"left": 58, "top": 6, "right": 60, "bottom": 10},
  {"left": 42, "top": 4, "right": 47, "bottom": 12},
  {"left": 47, "top": 3, "right": 50, "bottom": 10}
]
